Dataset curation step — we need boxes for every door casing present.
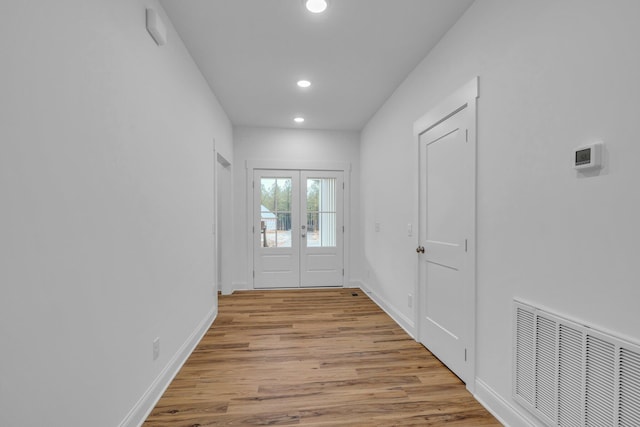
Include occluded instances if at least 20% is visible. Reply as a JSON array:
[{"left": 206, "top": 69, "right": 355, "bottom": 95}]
[{"left": 246, "top": 160, "right": 351, "bottom": 290}]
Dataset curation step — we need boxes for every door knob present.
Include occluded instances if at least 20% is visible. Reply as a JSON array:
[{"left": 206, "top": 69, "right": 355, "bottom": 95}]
[
  {"left": 302, "top": 233, "right": 306, "bottom": 238},
  {"left": 416, "top": 246, "right": 425, "bottom": 253}
]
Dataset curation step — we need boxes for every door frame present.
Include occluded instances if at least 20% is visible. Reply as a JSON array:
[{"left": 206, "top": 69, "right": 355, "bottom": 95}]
[
  {"left": 246, "top": 160, "right": 351, "bottom": 289},
  {"left": 216, "top": 150, "right": 232, "bottom": 295},
  {"left": 413, "top": 77, "right": 478, "bottom": 392}
]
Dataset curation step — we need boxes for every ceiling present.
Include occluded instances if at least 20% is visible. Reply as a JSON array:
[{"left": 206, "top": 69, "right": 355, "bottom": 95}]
[{"left": 160, "top": 0, "right": 474, "bottom": 131}]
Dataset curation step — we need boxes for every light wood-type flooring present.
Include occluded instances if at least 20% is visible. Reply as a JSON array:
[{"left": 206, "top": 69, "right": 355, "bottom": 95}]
[{"left": 143, "top": 289, "right": 501, "bottom": 426}]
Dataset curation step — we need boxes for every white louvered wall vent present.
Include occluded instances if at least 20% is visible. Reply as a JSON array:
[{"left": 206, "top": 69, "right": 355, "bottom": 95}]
[{"left": 513, "top": 300, "right": 640, "bottom": 426}]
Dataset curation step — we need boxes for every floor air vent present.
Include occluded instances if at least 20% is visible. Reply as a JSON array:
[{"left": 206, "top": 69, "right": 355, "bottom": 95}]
[{"left": 513, "top": 300, "right": 640, "bottom": 426}]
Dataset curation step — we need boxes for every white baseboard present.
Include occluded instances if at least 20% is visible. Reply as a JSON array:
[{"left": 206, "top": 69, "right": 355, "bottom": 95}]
[
  {"left": 358, "top": 282, "right": 416, "bottom": 339},
  {"left": 118, "top": 307, "right": 217, "bottom": 427},
  {"left": 474, "top": 378, "right": 539, "bottom": 427},
  {"left": 220, "top": 280, "right": 233, "bottom": 295}
]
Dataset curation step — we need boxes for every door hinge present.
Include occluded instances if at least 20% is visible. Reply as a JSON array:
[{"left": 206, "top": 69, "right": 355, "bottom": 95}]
[
  {"left": 252, "top": 180, "right": 255, "bottom": 189},
  {"left": 465, "top": 348, "right": 467, "bottom": 361},
  {"left": 342, "top": 269, "right": 344, "bottom": 276},
  {"left": 342, "top": 182, "right": 345, "bottom": 189},
  {"left": 465, "top": 129, "right": 469, "bottom": 142},
  {"left": 253, "top": 270, "right": 255, "bottom": 278},
  {"left": 342, "top": 225, "right": 345, "bottom": 233},
  {"left": 465, "top": 239, "right": 468, "bottom": 252},
  {"left": 253, "top": 225, "right": 255, "bottom": 233}
]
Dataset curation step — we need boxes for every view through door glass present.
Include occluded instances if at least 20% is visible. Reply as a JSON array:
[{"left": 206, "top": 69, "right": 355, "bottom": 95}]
[
  {"left": 306, "top": 178, "right": 336, "bottom": 247},
  {"left": 260, "top": 177, "right": 292, "bottom": 248}
]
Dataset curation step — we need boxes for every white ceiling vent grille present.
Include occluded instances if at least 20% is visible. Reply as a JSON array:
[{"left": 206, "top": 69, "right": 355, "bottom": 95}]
[{"left": 513, "top": 300, "right": 640, "bottom": 426}]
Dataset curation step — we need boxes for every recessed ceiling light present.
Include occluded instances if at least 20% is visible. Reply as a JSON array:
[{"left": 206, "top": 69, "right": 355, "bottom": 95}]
[
  {"left": 297, "top": 80, "right": 311, "bottom": 88},
  {"left": 305, "top": 0, "right": 327, "bottom": 14},
  {"left": 294, "top": 117, "right": 305, "bottom": 123}
]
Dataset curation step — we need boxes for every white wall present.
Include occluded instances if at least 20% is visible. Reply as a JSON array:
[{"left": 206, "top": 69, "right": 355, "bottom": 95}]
[
  {"left": 232, "top": 126, "right": 362, "bottom": 291},
  {"left": 0, "top": 1, "right": 232, "bottom": 426},
  {"left": 360, "top": 0, "right": 640, "bottom": 425}
]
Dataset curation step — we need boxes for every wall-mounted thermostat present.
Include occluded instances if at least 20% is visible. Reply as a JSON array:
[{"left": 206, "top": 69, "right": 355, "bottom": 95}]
[{"left": 574, "top": 142, "right": 603, "bottom": 170}]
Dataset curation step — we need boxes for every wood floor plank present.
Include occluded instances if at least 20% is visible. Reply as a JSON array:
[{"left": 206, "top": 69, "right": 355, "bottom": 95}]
[{"left": 143, "top": 289, "right": 501, "bottom": 426}]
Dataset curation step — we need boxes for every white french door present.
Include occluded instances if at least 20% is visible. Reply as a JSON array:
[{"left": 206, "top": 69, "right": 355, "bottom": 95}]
[
  {"left": 253, "top": 169, "right": 344, "bottom": 288},
  {"left": 253, "top": 170, "right": 300, "bottom": 288}
]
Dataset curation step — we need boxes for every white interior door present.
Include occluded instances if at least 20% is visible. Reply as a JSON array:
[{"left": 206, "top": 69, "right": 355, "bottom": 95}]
[
  {"left": 418, "top": 105, "right": 475, "bottom": 385},
  {"left": 253, "top": 169, "right": 343, "bottom": 288}
]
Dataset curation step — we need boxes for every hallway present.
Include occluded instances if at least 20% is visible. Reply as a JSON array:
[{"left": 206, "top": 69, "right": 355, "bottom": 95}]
[{"left": 144, "top": 289, "right": 500, "bottom": 426}]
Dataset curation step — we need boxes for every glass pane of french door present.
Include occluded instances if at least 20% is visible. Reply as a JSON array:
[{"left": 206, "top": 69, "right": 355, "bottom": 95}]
[
  {"left": 306, "top": 178, "right": 337, "bottom": 247},
  {"left": 260, "top": 177, "right": 292, "bottom": 248}
]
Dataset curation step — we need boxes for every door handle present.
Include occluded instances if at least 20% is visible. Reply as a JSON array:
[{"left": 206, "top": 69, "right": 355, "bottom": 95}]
[
  {"left": 302, "top": 233, "right": 306, "bottom": 238},
  {"left": 416, "top": 246, "right": 425, "bottom": 254}
]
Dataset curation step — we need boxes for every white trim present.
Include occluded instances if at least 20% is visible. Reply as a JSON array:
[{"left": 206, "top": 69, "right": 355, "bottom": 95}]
[
  {"left": 413, "top": 77, "right": 479, "bottom": 136},
  {"left": 474, "top": 378, "right": 539, "bottom": 427},
  {"left": 245, "top": 160, "right": 352, "bottom": 289},
  {"left": 118, "top": 307, "right": 217, "bottom": 427},
  {"left": 231, "top": 281, "right": 248, "bottom": 293},
  {"left": 213, "top": 139, "right": 219, "bottom": 293},
  {"left": 246, "top": 159, "right": 351, "bottom": 172},
  {"left": 359, "top": 282, "right": 416, "bottom": 339},
  {"left": 342, "top": 170, "right": 352, "bottom": 284},
  {"left": 245, "top": 164, "right": 253, "bottom": 288},
  {"left": 414, "top": 76, "right": 479, "bottom": 392}
]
